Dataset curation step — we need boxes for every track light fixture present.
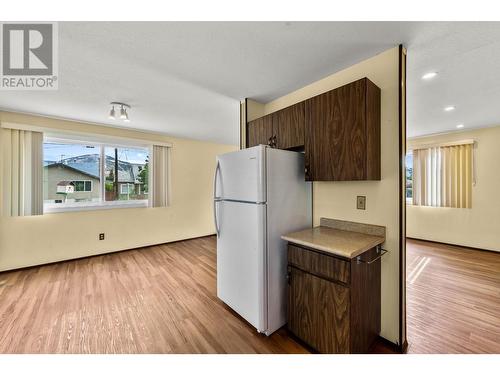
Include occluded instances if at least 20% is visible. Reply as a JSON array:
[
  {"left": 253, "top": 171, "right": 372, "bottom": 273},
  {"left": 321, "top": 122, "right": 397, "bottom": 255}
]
[
  {"left": 109, "top": 102, "right": 131, "bottom": 122},
  {"left": 108, "top": 106, "right": 116, "bottom": 120}
]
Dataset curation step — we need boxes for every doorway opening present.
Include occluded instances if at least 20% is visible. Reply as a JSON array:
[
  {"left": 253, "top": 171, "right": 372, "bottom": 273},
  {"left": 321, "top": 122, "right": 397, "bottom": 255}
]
[{"left": 404, "top": 29, "right": 500, "bottom": 353}]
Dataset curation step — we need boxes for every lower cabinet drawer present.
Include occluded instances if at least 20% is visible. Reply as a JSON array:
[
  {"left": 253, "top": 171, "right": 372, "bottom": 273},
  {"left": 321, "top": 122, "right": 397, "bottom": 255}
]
[
  {"left": 288, "top": 266, "right": 350, "bottom": 353},
  {"left": 288, "top": 244, "right": 350, "bottom": 284}
]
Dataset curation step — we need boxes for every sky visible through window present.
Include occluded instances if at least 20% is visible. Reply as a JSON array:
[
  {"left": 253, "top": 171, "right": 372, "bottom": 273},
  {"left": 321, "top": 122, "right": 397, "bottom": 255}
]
[
  {"left": 105, "top": 146, "right": 148, "bottom": 164},
  {"left": 44, "top": 143, "right": 147, "bottom": 164}
]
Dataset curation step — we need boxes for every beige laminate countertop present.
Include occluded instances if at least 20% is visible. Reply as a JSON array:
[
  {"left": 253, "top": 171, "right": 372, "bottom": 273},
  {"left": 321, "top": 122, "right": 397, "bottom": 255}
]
[{"left": 281, "top": 226, "right": 385, "bottom": 259}]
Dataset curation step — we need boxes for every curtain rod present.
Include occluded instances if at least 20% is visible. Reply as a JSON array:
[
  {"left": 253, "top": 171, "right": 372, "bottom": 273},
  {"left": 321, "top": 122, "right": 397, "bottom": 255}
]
[
  {"left": 407, "top": 139, "right": 474, "bottom": 151},
  {"left": 0, "top": 121, "right": 173, "bottom": 148}
]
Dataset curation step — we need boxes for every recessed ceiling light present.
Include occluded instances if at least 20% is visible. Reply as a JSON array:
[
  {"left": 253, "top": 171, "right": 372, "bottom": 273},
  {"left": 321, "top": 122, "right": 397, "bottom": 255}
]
[
  {"left": 444, "top": 105, "right": 456, "bottom": 112},
  {"left": 422, "top": 72, "right": 438, "bottom": 80},
  {"left": 456, "top": 124, "right": 464, "bottom": 129}
]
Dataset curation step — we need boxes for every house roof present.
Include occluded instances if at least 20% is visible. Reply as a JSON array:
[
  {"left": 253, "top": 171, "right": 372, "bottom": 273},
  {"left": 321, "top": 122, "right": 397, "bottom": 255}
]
[
  {"left": 103, "top": 155, "right": 136, "bottom": 183},
  {"left": 56, "top": 180, "right": 75, "bottom": 187},
  {"left": 45, "top": 163, "right": 100, "bottom": 180},
  {"left": 45, "top": 154, "right": 142, "bottom": 183}
]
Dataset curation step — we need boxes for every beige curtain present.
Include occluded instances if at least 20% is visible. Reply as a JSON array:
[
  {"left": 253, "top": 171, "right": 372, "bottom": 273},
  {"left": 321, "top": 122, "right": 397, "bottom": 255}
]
[
  {"left": 412, "top": 143, "right": 473, "bottom": 208},
  {"left": 1, "top": 128, "right": 43, "bottom": 216},
  {"left": 152, "top": 145, "right": 171, "bottom": 207}
]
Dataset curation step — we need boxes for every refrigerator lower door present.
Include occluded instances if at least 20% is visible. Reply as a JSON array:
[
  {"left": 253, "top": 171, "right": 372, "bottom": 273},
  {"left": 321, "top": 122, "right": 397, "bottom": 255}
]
[{"left": 216, "top": 200, "right": 267, "bottom": 333}]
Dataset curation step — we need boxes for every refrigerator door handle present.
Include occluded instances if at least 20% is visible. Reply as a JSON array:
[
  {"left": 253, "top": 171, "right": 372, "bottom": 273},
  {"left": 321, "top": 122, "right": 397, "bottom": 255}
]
[
  {"left": 213, "top": 160, "right": 221, "bottom": 237},
  {"left": 214, "top": 199, "right": 220, "bottom": 238}
]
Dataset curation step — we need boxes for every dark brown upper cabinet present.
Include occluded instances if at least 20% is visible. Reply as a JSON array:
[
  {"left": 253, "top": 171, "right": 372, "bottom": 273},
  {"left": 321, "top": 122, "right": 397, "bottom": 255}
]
[
  {"left": 246, "top": 102, "right": 305, "bottom": 150},
  {"left": 247, "top": 114, "right": 273, "bottom": 148},
  {"left": 274, "top": 102, "right": 305, "bottom": 150},
  {"left": 246, "top": 77, "right": 380, "bottom": 181},
  {"left": 305, "top": 78, "right": 381, "bottom": 181}
]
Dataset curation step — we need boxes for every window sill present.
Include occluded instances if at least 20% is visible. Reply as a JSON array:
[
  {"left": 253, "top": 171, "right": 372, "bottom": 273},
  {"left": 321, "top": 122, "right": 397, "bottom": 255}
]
[{"left": 43, "top": 200, "right": 149, "bottom": 214}]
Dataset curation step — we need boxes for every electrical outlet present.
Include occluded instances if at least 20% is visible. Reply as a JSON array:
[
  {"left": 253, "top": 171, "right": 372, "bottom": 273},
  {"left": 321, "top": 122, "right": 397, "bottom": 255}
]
[
  {"left": 99, "top": 233, "right": 105, "bottom": 240},
  {"left": 357, "top": 196, "right": 366, "bottom": 210}
]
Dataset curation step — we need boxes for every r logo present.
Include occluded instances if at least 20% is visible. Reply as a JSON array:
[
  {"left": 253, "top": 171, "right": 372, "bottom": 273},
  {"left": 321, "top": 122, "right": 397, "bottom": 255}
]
[{"left": 2, "top": 23, "right": 53, "bottom": 76}]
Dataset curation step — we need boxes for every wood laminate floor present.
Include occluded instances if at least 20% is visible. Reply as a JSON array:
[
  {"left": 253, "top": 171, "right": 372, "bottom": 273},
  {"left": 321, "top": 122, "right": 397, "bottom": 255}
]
[
  {"left": 0, "top": 236, "right": 498, "bottom": 353},
  {"left": 0, "top": 236, "right": 306, "bottom": 354},
  {"left": 406, "top": 239, "right": 500, "bottom": 354}
]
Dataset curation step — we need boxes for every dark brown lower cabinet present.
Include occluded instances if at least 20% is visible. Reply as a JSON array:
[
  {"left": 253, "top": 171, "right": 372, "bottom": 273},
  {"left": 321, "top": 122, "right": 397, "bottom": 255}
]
[{"left": 287, "top": 244, "right": 381, "bottom": 353}]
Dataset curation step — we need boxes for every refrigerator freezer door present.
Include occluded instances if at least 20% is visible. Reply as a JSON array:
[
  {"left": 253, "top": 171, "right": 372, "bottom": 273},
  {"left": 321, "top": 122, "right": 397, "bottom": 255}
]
[
  {"left": 216, "top": 200, "right": 267, "bottom": 333},
  {"left": 215, "top": 145, "right": 266, "bottom": 203}
]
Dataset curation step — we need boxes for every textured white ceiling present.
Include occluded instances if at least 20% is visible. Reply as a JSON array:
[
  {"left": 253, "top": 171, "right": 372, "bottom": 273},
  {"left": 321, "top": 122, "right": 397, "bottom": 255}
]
[
  {"left": 1, "top": 22, "right": 499, "bottom": 143},
  {"left": 406, "top": 22, "right": 500, "bottom": 137}
]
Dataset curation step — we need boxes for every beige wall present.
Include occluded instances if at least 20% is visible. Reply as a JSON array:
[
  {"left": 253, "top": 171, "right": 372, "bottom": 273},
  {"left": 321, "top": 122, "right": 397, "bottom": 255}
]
[
  {"left": 407, "top": 126, "right": 500, "bottom": 252},
  {"left": 263, "top": 47, "right": 402, "bottom": 344},
  {"left": 246, "top": 99, "right": 265, "bottom": 122},
  {"left": 0, "top": 111, "right": 237, "bottom": 271}
]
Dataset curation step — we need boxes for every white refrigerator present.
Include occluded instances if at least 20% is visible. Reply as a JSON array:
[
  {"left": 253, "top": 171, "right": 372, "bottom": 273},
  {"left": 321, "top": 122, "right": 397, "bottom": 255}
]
[{"left": 214, "top": 145, "right": 311, "bottom": 335}]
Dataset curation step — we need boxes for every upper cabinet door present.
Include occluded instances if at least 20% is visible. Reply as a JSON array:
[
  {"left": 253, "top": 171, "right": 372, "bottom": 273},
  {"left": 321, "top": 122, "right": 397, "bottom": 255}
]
[
  {"left": 275, "top": 102, "right": 305, "bottom": 150},
  {"left": 247, "top": 115, "right": 273, "bottom": 148},
  {"left": 305, "top": 78, "right": 380, "bottom": 181}
]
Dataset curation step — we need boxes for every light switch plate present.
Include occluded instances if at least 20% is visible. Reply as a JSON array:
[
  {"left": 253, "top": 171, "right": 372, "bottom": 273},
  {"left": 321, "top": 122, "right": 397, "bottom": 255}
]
[{"left": 357, "top": 196, "right": 366, "bottom": 210}]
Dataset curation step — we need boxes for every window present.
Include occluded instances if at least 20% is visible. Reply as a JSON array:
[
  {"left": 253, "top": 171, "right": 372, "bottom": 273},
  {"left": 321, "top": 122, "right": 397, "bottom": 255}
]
[
  {"left": 120, "top": 183, "right": 133, "bottom": 195},
  {"left": 43, "top": 142, "right": 100, "bottom": 208},
  {"left": 104, "top": 146, "right": 149, "bottom": 202},
  {"left": 411, "top": 142, "right": 473, "bottom": 208},
  {"left": 405, "top": 151, "right": 413, "bottom": 205},
  {"left": 73, "top": 180, "right": 92, "bottom": 192},
  {"left": 43, "top": 139, "right": 150, "bottom": 212}
]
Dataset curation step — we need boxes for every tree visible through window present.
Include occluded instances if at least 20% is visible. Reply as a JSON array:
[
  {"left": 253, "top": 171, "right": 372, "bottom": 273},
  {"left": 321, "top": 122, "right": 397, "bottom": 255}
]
[{"left": 406, "top": 151, "right": 413, "bottom": 204}]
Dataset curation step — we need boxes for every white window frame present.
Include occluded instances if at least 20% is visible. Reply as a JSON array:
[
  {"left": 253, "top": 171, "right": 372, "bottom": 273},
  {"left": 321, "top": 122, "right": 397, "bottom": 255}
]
[{"left": 43, "top": 136, "right": 152, "bottom": 213}]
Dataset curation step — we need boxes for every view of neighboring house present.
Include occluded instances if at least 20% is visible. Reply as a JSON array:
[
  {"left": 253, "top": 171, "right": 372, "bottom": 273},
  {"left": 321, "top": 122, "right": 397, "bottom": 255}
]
[
  {"left": 43, "top": 154, "right": 148, "bottom": 204},
  {"left": 44, "top": 163, "right": 100, "bottom": 203}
]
